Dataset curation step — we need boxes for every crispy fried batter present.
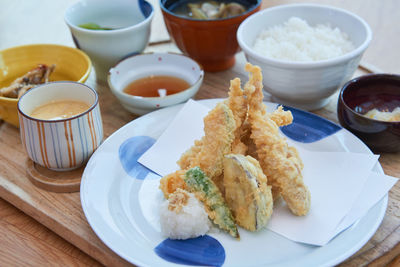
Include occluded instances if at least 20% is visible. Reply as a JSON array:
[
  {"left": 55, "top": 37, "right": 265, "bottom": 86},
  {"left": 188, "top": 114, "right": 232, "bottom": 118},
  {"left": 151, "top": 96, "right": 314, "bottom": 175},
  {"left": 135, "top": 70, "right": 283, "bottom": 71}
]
[
  {"left": 240, "top": 120, "right": 258, "bottom": 159},
  {"left": 159, "top": 170, "right": 187, "bottom": 199},
  {"left": 240, "top": 107, "right": 294, "bottom": 162},
  {"left": 244, "top": 63, "right": 310, "bottom": 216},
  {"left": 179, "top": 78, "right": 247, "bottom": 175},
  {"left": 172, "top": 96, "right": 237, "bottom": 199},
  {"left": 167, "top": 188, "right": 190, "bottom": 213},
  {"left": 177, "top": 102, "right": 236, "bottom": 185},
  {"left": 177, "top": 139, "right": 203, "bottom": 170},
  {"left": 224, "top": 78, "right": 248, "bottom": 155},
  {"left": 270, "top": 106, "right": 293, "bottom": 126}
]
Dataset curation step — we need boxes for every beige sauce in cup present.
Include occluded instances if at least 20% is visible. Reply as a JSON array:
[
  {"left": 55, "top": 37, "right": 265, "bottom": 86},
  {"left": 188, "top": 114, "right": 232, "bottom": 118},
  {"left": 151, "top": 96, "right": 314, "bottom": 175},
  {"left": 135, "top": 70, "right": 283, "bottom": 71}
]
[{"left": 30, "top": 100, "right": 90, "bottom": 120}]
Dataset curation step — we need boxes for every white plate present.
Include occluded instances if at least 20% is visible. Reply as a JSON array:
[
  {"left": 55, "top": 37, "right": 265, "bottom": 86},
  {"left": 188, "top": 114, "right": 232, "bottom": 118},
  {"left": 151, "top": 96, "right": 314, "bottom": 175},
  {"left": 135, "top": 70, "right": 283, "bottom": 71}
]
[{"left": 81, "top": 99, "right": 387, "bottom": 267}]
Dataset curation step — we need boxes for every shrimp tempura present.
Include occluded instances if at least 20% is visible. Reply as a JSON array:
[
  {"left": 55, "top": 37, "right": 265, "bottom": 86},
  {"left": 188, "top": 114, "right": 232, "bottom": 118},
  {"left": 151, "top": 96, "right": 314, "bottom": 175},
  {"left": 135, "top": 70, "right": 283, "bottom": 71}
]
[
  {"left": 244, "top": 63, "right": 310, "bottom": 216},
  {"left": 224, "top": 78, "right": 248, "bottom": 155},
  {"left": 178, "top": 102, "right": 236, "bottom": 181}
]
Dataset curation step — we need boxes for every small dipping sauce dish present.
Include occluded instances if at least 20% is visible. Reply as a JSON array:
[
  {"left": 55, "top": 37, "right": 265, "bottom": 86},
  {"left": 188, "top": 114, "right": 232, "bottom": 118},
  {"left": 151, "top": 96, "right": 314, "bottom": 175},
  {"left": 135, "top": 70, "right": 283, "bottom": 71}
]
[
  {"left": 338, "top": 74, "right": 400, "bottom": 152},
  {"left": 18, "top": 82, "right": 103, "bottom": 171},
  {"left": 108, "top": 53, "right": 204, "bottom": 115}
]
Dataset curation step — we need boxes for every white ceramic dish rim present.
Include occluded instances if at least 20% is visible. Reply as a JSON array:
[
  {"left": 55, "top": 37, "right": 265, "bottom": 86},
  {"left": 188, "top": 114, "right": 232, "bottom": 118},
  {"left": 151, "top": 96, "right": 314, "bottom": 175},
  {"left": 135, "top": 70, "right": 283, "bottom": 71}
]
[
  {"left": 64, "top": 0, "right": 154, "bottom": 35},
  {"left": 107, "top": 52, "right": 204, "bottom": 100},
  {"left": 237, "top": 3, "right": 372, "bottom": 69},
  {"left": 80, "top": 99, "right": 387, "bottom": 267},
  {"left": 17, "top": 81, "right": 98, "bottom": 123}
]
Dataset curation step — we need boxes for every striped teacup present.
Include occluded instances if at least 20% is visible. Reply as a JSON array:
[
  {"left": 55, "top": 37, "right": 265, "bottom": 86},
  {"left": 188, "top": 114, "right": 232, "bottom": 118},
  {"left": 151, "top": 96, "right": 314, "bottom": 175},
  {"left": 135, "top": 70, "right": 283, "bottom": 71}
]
[{"left": 17, "top": 82, "right": 103, "bottom": 171}]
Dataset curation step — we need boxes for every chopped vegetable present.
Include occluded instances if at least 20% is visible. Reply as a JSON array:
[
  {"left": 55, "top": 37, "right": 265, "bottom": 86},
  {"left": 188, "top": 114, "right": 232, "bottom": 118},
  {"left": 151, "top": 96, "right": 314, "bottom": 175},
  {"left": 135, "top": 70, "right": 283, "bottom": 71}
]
[
  {"left": 184, "top": 167, "right": 239, "bottom": 238},
  {"left": 78, "top": 23, "right": 113, "bottom": 30}
]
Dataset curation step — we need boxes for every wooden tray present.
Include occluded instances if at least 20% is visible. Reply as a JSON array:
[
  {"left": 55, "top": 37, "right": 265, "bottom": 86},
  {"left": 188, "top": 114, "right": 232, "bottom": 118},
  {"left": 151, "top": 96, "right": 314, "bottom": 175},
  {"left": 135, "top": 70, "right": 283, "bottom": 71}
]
[
  {"left": 1, "top": 51, "right": 399, "bottom": 266},
  {"left": 26, "top": 160, "right": 83, "bottom": 193}
]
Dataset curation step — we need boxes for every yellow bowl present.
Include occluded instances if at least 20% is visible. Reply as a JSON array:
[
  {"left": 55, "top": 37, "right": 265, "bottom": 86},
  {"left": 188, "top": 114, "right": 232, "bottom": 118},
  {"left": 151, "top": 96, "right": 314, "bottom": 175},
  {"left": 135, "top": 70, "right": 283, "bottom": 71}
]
[{"left": 0, "top": 44, "right": 92, "bottom": 127}]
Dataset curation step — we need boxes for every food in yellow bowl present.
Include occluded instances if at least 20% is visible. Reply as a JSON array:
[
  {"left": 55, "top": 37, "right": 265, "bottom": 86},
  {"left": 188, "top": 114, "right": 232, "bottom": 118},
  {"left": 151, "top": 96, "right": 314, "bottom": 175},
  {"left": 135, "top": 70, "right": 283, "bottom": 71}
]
[
  {"left": 0, "top": 64, "right": 56, "bottom": 98},
  {"left": 0, "top": 44, "right": 91, "bottom": 127}
]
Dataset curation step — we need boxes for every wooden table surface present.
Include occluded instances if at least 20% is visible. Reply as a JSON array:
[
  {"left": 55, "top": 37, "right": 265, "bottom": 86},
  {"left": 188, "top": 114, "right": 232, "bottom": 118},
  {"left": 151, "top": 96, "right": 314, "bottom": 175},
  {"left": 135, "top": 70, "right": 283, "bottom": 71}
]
[{"left": 1, "top": 0, "right": 400, "bottom": 266}]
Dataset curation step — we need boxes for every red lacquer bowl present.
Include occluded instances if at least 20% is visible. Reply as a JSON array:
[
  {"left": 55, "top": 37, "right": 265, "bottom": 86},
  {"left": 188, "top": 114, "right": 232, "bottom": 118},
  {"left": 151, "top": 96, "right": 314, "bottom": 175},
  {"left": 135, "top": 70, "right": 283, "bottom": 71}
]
[{"left": 160, "top": 0, "right": 261, "bottom": 72}]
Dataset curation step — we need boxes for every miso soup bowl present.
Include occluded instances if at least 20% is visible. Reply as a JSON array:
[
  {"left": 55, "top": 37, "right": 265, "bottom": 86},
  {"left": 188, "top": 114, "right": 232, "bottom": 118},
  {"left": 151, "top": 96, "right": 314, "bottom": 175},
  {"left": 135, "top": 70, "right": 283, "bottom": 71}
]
[
  {"left": 17, "top": 82, "right": 103, "bottom": 171},
  {"left": 161, "top": 0, "right": 261, "bottom": 72},
  {"left": 338, "top": 74, "right": 400, "bottom": 152}
]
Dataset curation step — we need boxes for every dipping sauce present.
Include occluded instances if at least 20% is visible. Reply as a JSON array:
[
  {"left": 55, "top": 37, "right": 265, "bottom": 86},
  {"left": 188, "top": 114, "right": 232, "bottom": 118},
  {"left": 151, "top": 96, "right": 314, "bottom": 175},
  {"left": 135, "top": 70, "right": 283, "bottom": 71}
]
[
  {"left": 30, "top": 100, "right": 90, "bottom": 120},
  {"left": 123, "top": 75, "right": 190, "bottom": 97}
]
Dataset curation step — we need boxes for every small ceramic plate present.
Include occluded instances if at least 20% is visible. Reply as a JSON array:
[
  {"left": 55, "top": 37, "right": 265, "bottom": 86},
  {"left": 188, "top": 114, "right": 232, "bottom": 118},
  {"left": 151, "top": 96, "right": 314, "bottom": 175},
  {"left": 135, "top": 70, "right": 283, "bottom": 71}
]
[
  {"left": 108, "top": 53, "right": 204, "bottom": 115},
  {"left": 81, "top": 99, "right": 387, "bottom": 267}
]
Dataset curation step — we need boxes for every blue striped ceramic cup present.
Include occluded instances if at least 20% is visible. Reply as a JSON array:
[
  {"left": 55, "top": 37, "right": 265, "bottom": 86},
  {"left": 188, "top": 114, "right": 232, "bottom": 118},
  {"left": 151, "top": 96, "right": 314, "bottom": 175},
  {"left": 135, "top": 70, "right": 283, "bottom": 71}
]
[{"left": 17, "top": 82, "right": 103, "bottom": 171}]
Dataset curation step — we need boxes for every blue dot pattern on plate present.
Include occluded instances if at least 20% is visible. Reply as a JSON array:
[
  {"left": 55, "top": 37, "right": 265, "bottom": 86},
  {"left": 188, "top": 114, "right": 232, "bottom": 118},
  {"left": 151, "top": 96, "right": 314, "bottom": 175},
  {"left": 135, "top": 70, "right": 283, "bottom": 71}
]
[
  {"left": 119, "top": 136, "right": 156, "bottom": 179},
  {"left": 280, "top": 105, "right": 341, "bottom": 143},
  {"left": 154, "top": 235, "right": 225, "bottom": 267}
]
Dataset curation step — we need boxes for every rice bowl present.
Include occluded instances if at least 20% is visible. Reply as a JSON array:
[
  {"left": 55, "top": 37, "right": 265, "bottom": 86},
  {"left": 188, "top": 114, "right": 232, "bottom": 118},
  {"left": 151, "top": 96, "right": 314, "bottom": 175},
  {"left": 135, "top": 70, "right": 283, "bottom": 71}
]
[{"left": 237, "top": 3, "right": 372, "bottom": 110}]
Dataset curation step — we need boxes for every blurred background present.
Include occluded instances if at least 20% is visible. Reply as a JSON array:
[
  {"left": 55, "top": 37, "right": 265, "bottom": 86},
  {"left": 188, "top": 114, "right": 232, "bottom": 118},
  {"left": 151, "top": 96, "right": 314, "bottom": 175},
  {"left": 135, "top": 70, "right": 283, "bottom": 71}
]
[{"left": 1, "top": 0, "right": 399, "bottom": 73}]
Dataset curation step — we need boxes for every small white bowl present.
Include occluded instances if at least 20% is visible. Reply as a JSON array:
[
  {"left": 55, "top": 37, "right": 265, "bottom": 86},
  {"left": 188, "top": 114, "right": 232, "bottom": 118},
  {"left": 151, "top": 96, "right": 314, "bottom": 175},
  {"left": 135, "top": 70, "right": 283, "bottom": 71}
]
[
  {"left": 108, "top": 53, "right": 204, "bottom": 115},
  {"left": 65, "top": 0, "right": 154, "bottom": 82},
  {"left": 237, "top": 3, "right": 372, "bottom": 110}
]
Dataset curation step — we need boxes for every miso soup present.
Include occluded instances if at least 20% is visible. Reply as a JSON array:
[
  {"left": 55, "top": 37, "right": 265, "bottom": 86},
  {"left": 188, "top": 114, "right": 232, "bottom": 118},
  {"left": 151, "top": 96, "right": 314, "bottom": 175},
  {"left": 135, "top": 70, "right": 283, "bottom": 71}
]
[{"left": 170, "top": 0, "right": 249, "bottom": 20}]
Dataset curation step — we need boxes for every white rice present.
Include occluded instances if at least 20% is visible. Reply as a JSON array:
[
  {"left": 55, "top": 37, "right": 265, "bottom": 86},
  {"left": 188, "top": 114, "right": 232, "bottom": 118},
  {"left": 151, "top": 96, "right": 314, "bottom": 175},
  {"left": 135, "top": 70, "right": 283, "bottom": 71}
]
[
  {"left": 253, "top": 17, "right": 355, "bottom": 61},
  {"left": 160, "top": 189, "right": 210, "bottom": 240}
]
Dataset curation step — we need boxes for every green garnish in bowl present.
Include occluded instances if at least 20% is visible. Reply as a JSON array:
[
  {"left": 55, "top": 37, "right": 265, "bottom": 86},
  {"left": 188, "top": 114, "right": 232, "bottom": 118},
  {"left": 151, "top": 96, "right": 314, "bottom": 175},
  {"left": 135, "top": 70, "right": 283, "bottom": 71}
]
[{"left": 78, "top": 23, "right": 113, "bottom": 30}]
